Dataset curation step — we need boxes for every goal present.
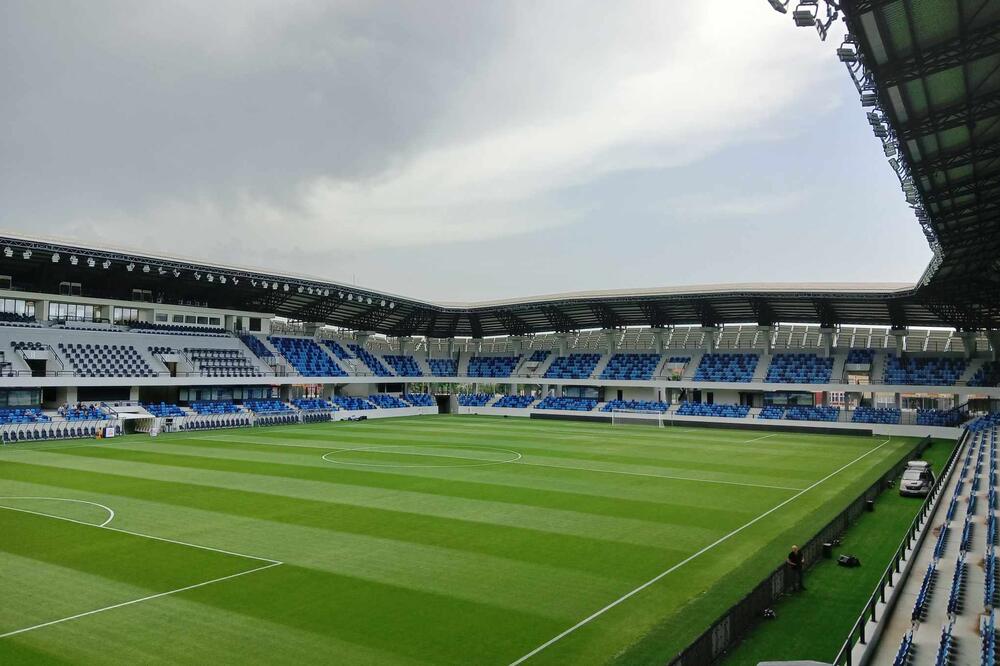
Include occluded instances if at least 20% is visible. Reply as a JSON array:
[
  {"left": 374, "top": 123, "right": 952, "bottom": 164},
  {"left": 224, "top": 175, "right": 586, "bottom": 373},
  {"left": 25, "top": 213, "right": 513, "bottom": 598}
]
[{"left": 610, "top": 409, "right": 667, "bottom": 428}]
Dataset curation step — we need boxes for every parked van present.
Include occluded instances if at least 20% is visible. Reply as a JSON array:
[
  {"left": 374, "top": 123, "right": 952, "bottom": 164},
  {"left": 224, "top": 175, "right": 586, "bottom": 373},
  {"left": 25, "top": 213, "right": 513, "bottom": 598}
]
[{"left": 899, "top": 460, "right": 934, "bottom": 497}]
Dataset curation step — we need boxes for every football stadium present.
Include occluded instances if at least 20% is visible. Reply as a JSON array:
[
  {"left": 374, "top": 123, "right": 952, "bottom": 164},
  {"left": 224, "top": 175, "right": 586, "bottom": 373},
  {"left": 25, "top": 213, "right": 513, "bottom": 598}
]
[{"left": 2, "top": 1, "right": 1000, "bottom": 665}]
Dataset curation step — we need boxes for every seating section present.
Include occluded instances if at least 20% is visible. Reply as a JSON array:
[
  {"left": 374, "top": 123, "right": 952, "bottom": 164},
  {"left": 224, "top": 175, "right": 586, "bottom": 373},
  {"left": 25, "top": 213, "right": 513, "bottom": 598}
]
[
  {"left": 846, "top": 348, "right": 875, "bottom": 364},
  {"left": 244, "top": 399, "right": 293, "bottom": 413},
  {"left": 293, "top": 398, "right": 334, "bottom": 411},
  {"left": 322, "top": 339, "right": 352, "bottom": 360},
  {"left": 1, "top": 422, "right": 112, "bottom": 443},
  {"left": 0, "top": 407, "right": 49, "bottom": 424},
  {"left": 128, "top": 321, "right": 228, "bottom": 336},
  {"left": 528, "top": 350, "right": 550, "bottom": 362},
  {"left": 852, "top": 407, "right": 901, "bottom": 424},
  {"left": 190, "top": 401, "right": 241, "bottom": 415},
  {"left": 59, "top": 343, "right": 155, "bottom": 377},
  {"left": 883, "top": 355, "right": 967, "bottom": 385},
  {"left": 600, "top": 353, "right": 661, "bottom": 380},
  {"left": 970, "top": 361, "right": 1000, "bottom": 387},
  {"left": 143, "top": 402, "right": 185, "bottom": 417},
  {"left": 602, "top": 399, "right": 668, "bottom": 413},
  {"left": 11, "top": 341, "right": 45, "bottom": 352},
  {"left": 368, "top": 394, "right": 409, "bottom": 409},
  {"left": 331, "top": 396, "right": 375, "bottom": 411},
  {"left": 784, "top": 406, "right": 840, "bottom": 422},
  {"left": 148, "top": 346, "right": 176, "bottom": 356},
  {"left": 428, "top": 358, "right": 457, "bottom": 376},
  {"left": 348, "top": 344, "right": 393, "bottom": 376},
  {"left": 270, "top": 337, "right": 347, "bottom": 377},
  {"left": 494, "top": 395, "right": 535, "bottom": 408},
  {"left": 535, "top": 396, "right": 598, "bottom": 411},
  {"left": 457, "top": 393, "right": 493, "bottom": 406},
  {"left": 758, "top": 405, "right": 785, "bottom": 419},
  {"left": 916, "top": 408, "right": 964, "bottom": 427},
  {"left": 402, "top": 393, "right": 435, "bottom": 407},
  {"left": 383, "top": 355, "right": 423, "bottom": 377},
  {"left": 62, "top": 405, "right": 109, "bottom": 420},
  {"left": 765, "top": 353, "right": 834, "bottom": 383},
  {"left": 693, "top": 353, "right": 759, "bottom": 382},
  {"left": 0, "top": 313, "right": 36, "bottom": 324},
  {"left": 544, "top": 353, "right": 602, "bottom": 379},
  {"left": 186, "top": 348, "right": 262, "bottom": 377},
  {"left": 240, "top": 335, "right": 273, "bottom": 360},
  {"left": 467, "top": 356, "right": 520, "bottom": 378},
  {"left": 676, "top": 402, "right": 750, "bottom": 418}
]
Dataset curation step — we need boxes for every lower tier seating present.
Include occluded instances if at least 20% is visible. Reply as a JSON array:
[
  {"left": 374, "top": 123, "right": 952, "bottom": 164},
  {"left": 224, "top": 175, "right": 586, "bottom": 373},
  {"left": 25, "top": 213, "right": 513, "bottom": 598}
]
[
  {"left": 190, "top": 400, "right": 241, "bottom": 415},
  {"left": 368, "top": 394, "right": 409, "bottom": 409},
  {"left": 677, "top": 402, "right": 750, "bottom": 418},
  {"left": 331, "top": 396, "right": 375, "bottom": 410},
  {"left": 244, "top": 399, "right": 293, "bottom": 413},
  {"left": 293, "top": 398, "right": 334, "bottom": 411},
  {"left": 457, "top": 393, "right": 492, "bottom": 406},
  {"left": 852, "top": 407, "right": 901, "bottom": 424},
  {"left": 402, "top": 393, "right": 435, "bottom": 407},
  {"left": 784, "top": 406, "right": 840, "bottom": 421},
  {"left": 602, "top": 399, "right": 668, "bottom": 413},
  {"left": 143, "top": 402, "right": 185, "bottom": 417},
  {"left": 493, "top": 395, "right": 535, "bottom": 408},
  {"left": 535, "top": 396, "right": 598, "bottom": 411}
]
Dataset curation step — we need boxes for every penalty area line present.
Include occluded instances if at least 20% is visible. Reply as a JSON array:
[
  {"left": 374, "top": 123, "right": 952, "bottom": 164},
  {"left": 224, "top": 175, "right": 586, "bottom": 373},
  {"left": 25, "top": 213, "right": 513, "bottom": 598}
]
[{"left": 507, "top": 438, "right": 893, "bottom": 665}]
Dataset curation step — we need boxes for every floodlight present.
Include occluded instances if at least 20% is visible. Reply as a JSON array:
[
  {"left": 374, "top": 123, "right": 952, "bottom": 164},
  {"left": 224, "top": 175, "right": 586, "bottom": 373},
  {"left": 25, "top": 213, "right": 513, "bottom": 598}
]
[
  {"left": 194, "top": 272, "right": 202, "bottom": 280},
  {"left": 206, "top": 274, "right": 214, "bottom": 282},
  {"left": 51, "top": 253, "right": 60, "bottom": 263},
  {"left": 792, "top": 1, "right": 818, "bottom": 26},
  {"left": 22, "top": 250, "right": 31, "bottom": 259},
  {"left": 873, "top": 126, "right": 888, "bottom": 138},
  {"left": 232, "top": 277, "right": 238, "bottom": 286},
  {"left": 297, "top": 286, "right": 304, "bottom": 294},
  {"left": 380, "top": 300, "right": 386, "bottom": 307},
  {"left": 251, "top": 280, "right": 257, "bottom": 287},
  {"left": 389, "top": 302, "right": 395, "bottom": 309},
  {"left": 261, "top": 281, "right": 268, "bottom": 289},
  {"left": 126, "top": 263, "right": 135, "bottom": 272},
  {"left": 766, "top": 0, "right": 788, "bottom": 13},
  {"left": 87, "top": 258, "right": 96, "bottom": 268},
  {"left": 158, "top": 267, "right": 166, "bottom": 275},
  {"left": 272, "top": 283, "right": 278, "bottom": 290},
  {"left": 69, "top": 255, "right": 78, "bottom": 266},
  {"left": 366, "top": 297, "right": 372, "bottom": 305},
  {"left": 883, "top": 143, "right": 897, "bottom": 157},
  {"left": 836, "top": 47, "right": 857, "bottom": 63},
  {"left": 219, "top": 276, "right": 226, "bottom": 284},
  {"left": 103, "top": 260, "right": 112, "bottom": 269},
  {"left": 306, "top": 287, "right": 313, "bottom": 295},
  {"left": 888, "top": 158, "right": 900, "bottom": 172},
  {"left": 172, "top": 268, "right": 180, "bottom": 277},
  {"left": 860, "top": 93, "right": 878, "bottom": 107},
  {"left": 348, "top": 294, "right": 353, "bottom": 301},
  {"left": 338, "top": 291, "right": 344, "bottom": 299},
  {"left": 323, "top": 289, "right": 330, "bottom": 297},
  {"left": 283, "top": 283, "right": 289, "bottom": 292},
  {"left": 3, "top": 247, "right": 11, "bottom": 258}
]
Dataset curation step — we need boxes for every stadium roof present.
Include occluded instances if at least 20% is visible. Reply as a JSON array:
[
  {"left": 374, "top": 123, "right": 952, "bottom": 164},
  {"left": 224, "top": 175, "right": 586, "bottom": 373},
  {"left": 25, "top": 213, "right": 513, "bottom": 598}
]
[
  {"left": 3, "top": 2, "right": 999, "bottom": 337},
  {"left": 841, "top": 0, "right": 1000, "bottom": 329}
]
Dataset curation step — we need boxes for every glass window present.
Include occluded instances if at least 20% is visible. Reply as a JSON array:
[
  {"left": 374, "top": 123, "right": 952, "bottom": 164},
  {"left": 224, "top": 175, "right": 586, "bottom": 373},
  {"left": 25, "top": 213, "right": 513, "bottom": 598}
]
[
  {"left": 197, "top": 316, "right": 208, "bottom": 325},
  {"left": 155, "top": 313, "right": 168, "bottom": 322},
  {"left": 209, "top": 317, "right": 220, "bottom": 326},
  {"left": 173, "top": 314, "right": 184, "bottom": 323}
]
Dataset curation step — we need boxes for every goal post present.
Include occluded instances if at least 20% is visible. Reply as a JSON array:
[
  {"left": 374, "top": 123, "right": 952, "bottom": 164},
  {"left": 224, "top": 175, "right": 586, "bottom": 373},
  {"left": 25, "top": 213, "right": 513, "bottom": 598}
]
[{"left": 610, "top": 409, "right": 666, "bottom": 428}]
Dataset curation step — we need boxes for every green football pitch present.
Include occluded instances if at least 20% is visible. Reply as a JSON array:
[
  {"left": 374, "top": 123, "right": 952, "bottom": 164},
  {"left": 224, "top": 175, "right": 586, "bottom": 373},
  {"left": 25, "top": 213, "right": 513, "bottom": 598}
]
[{"left": 0, "top": 414, "right": 928, "bottom": 665}]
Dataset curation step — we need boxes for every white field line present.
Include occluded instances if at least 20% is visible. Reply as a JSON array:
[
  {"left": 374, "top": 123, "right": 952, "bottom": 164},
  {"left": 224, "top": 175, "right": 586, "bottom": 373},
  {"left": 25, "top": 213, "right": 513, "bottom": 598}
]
[
  {"left": 507, "top": 438, "right": 894, "bottom": 665},
  {"left": 0, "top": 496, "right": 116, "bottom": 527},
  {"left": 743, "top": 433, "right": 777, "bottom": 445},
  {"left": 0, "top": 561, "right": 282, "bottom": 639},
  {"left": 0, "top": 504, "right": 280, "bottom": 565},
  {"left": 321, "top": 445, "right": 522, "bottom": 469},
  {"left": 514, "top": 461, "right": 805, "bottom": 492}
]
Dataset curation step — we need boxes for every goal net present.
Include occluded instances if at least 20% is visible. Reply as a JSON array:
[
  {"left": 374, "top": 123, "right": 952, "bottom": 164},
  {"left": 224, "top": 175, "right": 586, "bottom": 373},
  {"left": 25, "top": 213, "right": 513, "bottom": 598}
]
[{"left": 610, "top": 409, "right": 666, "bottom": 428}]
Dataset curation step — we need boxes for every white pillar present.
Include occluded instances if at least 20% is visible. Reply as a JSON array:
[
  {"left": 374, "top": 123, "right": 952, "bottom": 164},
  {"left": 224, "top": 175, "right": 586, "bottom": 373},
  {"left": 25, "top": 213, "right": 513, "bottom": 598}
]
[
  {"left": 891, "top": 328, "right": 908, "bottom": 356},
  {"left": 819, "top": 327, "right": 835, "bottom": 358},
  {"left": 653, "top": 328, "right": 665, "bottom": 354},
  {"left": 702, "top": 327, "right": 718, "bottom": 354}
]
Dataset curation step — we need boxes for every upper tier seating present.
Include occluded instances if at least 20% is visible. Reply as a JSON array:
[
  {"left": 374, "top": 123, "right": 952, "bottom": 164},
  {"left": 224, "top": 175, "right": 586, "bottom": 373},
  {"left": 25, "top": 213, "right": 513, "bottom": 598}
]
[
  {"left": 127, "top": 321, "right": 228, "bottom": 337},
  {"left": 846, "top": 348, "right": 875, "bottom": 364},
  {"left": 402, "top": 393, "right": 435, "bottom": 407},
  {"left": 269, "top": 337, "right": 346, "bottom": 377},
  {"left": 677, "top": 402, "right": 750, "bottom": 418},
  {"left": 240, "top": 335, "right": 274, "bottom": 360},
  {"left": 348, "top": 344, "right": 393, "bottom": 376},
  {"left": 467, "top": 356, "right": 520, "bottom": 378},
  {"left": 59, "top": 343, "right": 155, "bottom": 377},
  {"left": 883, "top": 355, "right": 967, "bottom": 385},
  {"left": 61, "top": 405, "right": 109, "bottom": 420},
  {"left": 12, "top": 341, "right": 45, "bottom": 351},
  {"left": 765, "top": 353, "right": 834, "bottom": 384},
  {"left": 143, "top": 402, "right": 185, "bottom": 417},
  {"left": 528, "top": 350, "right": 551, "bottom": 362},
  {"left": 693, "top": 353, "right": 759, "bottom": 382},
  {"left": 916, "top": 408, "right": 964, "bottom": 427},
  {"left": 600, "top": 353, "right": 660, "bottom": 380},
  {"left": 457, "top": 393, "right": 492, "bottom": 406},
  {"left": 970, "top": 361, "right": 1000, "bottom": 387},
  {"left": 322, "top": 340, "right": 352, "bottom": 360},
  {"left": 428, "top": 358, "right": 458, "bottom": 376},
  {"left": 293, "top": 398, "right": 334, "bottom": 411},
  {"left": 544, "top": 353, "right": 602, "bottom": 379},
  {"left": 0, "top": 407, "right": 49, "bottom": 424},
  {"left": 383, "top": 355, "right": 423, "bottom": 377},
  {"left": 535, "top": 396, "right": 598, "bottom": 411},
  {"left": 494, "top": 395, "right": 535, "bottom": 408},
  {"left": 758, "top": 405, "right": 785, "bottom": 419},
  {"left": 185, "top": 347, "right": 262, "bottom": 377},
  {"left": 190, "top": 401, "right": 241, "bottom": 415},
  {"left": 368, "top": 394, "right": 409, "bottom": 409},
  {"left": 784, "top": 406, "right": 840, "bottom": 422},
  {"left": 602, "top": 399, "right": 668, "bottom": 413},
  {"left": 244, "top": 399, "right": 293, "bottom": 413},
  {"left": 331, "top": 396, "right": 375, "bottom": 411},
  {"left": 852, "top": 407, "right": 901, "bottom": 424}
]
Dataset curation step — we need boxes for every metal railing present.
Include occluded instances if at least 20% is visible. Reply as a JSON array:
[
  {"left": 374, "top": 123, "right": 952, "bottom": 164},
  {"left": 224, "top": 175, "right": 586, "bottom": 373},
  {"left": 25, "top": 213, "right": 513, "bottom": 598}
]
[{"left": 666, "top": 436, "right": 945, "bottom": 666}]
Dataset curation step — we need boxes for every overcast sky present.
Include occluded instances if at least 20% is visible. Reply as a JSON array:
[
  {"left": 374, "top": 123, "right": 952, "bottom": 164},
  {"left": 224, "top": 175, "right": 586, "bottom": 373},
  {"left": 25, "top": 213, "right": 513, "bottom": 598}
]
[{"left": 0, "top": 1, "right": 931, "bottom": 301}]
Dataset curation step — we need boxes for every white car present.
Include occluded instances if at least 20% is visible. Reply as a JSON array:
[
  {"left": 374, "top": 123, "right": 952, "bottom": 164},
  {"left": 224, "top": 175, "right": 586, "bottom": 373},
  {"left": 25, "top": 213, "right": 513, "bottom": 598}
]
[{"left": 899, "top": 460, "right": 934, "bottom": 497}]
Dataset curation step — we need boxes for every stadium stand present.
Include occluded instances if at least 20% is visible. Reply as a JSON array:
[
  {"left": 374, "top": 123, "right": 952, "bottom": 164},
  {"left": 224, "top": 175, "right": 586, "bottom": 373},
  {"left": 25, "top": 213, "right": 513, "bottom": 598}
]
[
  {"left": 0, "top": 407, "right": 49, "bottom": 424},
  {"left": 457, "top": 393, "right": 492, "bottom": 406},
  {"left": 784, "top": 406, "right": 840, "bottom": 422},
  {"left": 269, "top": 337, "right": 346, "bottom": 377},
  {"left": 383, "top": 355, "right": 423, "bottom": 376},
  {"left": 493, "top": 395, "right": 535, "bottom": 408},
  {"left": 348, "top": 344, "right": 393, "bottom": 376},
  {"left": 528, "top": 350, "right": 551, "bottom": 362},
  {"left": 240, "top": 334, "right": 274, "bottom": 360},
  {"left": 185, "top": 348, "right": 262, "bottom": 377},
  {"left": 190, "top": 401, "right": 241, "bottom": 415},
  {"left": 883, "top": 354, "right": 967, "bottom": 385},
  {"left": 600, "top": 353, "right": 661, "bottom": 380},
  {"left": 693, "top": 353, "right": 759, "bottom": 382},
  {"left": 292, "top": 398, "right": 334, "bottom": 411},
  {"left": 676, "top": 402, "right": 750, "bottom": 418},
  {"left": 143, "top": 402, "right": 185, "bottom": 417},
  {"left": 758, "top": 405, "right": 785, "bottom": 419},
  {"left": 970, "top": 361, "right": 1000, "bottom": 387},
  {"left": 535, "top": 396, "right": 598, "bottom": 411},
  {"left": 402, "top": 393, "right": 435, "bottom": 407},
  {"left": 916, "top": 408, "right": 965, "bottom": 427},
  {"left": 544, "top": 353, "right": 602, "bottom": 379},
  {"left": 765, "top": 353, "right": 834, "bottom": 383},
  {"left": 58, "top": 343, "right": 155, "bottom": 377},
  {"left": 331, "top": 396, "right": 375, "bottom": 410},
  {"left": 467, "top": 356, "right": 519, "bottom": 378},
  {"left": 61, "top": 405, "right": 109, "bottom": 420},
  {"left": 321, "top": 339, "right": 352, "bottom": 360},
  {"left": 368, "top": 394, "right": 409, "bottom": 409},
  {"left": 852, "top": 406, "right": 901, "bottom": 424},
  {"left": 127, "top": 321, "right": 228, "bottom": 337},
  {"left": 846, "top": 348, "right": 875, "bottom": 364},
  {"left": 602, "top": 399, "right": 668, "bottom": 413},
  {"left": 244, "top": 399, "right": 293, "bottom": 413},
  {"left": 428, "top": 358, "right": 458, "bottom": 376}
]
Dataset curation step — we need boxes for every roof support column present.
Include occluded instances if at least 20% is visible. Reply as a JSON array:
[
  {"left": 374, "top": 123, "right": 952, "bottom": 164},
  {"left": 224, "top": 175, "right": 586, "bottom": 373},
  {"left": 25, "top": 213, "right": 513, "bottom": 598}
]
[
  {"left": 819, "top": 327, "right": 835, "bottom": 358},
  {"left": 602, "top": 329, "right": 617, "bottom": 353},
  {"left": 511, "top": 336, "right": 524, "bottom": 356},
  {"left": 446, "top": 338, "right": 455, "bottom": 359},
  {"left": 758, "top": 325, "right": 773, "bottom": 356},
  {"left": 988, "top": 332, "right": 1000, "bottom": 362},
  {"left": 557, "top": 333, "right": 569, "bottom": 357},
  {"left": 701, "top": 327, "right": 718, "bottom": 354},
  {"left": 891, "top": 328, "right": 908, "bottom": 358},
  {"left": 960, "top": 331, "right": 978, "bottom": 360},
  {"left": 653, "top": 328, "right": 666, "bottom": 354}
]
